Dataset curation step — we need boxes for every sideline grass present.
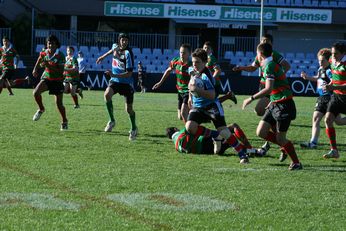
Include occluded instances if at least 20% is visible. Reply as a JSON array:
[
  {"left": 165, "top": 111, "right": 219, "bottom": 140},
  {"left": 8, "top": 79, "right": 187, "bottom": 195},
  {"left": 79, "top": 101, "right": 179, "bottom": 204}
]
[{"left": 0, "top": 89, "right": 346, "bottom": 230}]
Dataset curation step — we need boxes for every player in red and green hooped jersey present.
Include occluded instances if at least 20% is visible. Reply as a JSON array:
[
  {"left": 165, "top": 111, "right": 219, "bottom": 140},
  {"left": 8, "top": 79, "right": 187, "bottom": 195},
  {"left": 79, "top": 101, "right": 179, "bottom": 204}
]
[
  {"left": 242, "top": 43, "right": 302, "bottom": 170},
  {"left": 233, "top": 34, "right": 291, "bottom": 158},
  {"left": 0, "top": 36, "right": 20, "bottom": 95},
  {"left": 322, "top": 42, "right": 346, "bottom": 159},
  {"left": 203, "top": 41, "right": 237, "bottom": 105},
  {"left": 166, "top": 123, "right": 264, "bottom": 156},
  {"left": 152, "top": 44, "right": 192, "bottom": 124},
  {"left": 63, "top": 46, "right": 80, "bottom": 109},
  {"left": 32, "top": 35, "right": 68, "bottom": 131}
]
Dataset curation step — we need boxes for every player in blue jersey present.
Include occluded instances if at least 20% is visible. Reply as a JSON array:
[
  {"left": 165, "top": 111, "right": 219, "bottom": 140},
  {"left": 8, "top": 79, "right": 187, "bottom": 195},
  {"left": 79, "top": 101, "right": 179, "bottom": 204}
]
[
  {"left": 96, "top": 33, "right": 138, "bottom": 140},
  {"left": 186, "top": 48, "right": 249, "bottom": 164}
]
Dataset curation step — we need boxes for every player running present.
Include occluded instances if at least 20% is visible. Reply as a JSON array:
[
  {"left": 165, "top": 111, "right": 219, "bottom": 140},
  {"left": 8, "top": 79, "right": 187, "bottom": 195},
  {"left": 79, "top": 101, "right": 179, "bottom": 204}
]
[
  {"left": 0, "top": 36, "right": 19, "bottom": 95},
  {"left": 186, "top": 48, "right": 249, "bottom": 164},
  {"left": 322, "top": 42, "right": 346, "bottom": 159},
  {"left": 63, "top": 46, "right": 80, "bottom": 108},
  {"left": 152, "top": 44, "right": 192, "bottom": 123},
  {"left": 96, "top": 33, "right": 138, "bottom": 141},
  {"left": 32, "top": 35, "right": 68, "bottom": 130},
  {"left": 242, "top": 43, "right": 302, "bottom": 170}
]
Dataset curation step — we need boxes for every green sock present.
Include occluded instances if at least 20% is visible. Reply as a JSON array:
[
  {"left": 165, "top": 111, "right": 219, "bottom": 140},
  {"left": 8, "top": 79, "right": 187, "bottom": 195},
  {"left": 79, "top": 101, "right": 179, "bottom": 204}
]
[
  {"left": 106, "top": 100, "right": 115, "bottom": 122},
  {"left": 129, "top": 112, "right": 137, "bottom": 130}
]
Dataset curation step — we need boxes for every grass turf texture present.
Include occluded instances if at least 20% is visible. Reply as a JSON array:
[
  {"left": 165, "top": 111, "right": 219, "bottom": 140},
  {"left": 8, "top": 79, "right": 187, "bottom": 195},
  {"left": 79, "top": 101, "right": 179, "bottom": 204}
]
[{"left": 0, "top": 89, "right": 346, "bottom": 230}]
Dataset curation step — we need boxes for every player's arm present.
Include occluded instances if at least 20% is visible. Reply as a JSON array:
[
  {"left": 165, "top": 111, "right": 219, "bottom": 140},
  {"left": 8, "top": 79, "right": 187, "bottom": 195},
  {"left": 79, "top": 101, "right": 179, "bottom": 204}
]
[
  {"left": 300, "top": 71, "right": 318, "bottom": 81},
  {"left": 190, "top": 77, "right": 215, "bottom": 100},
  {"left": 280, "top": 59, "right": 291, "bottom": 73},
  {"left": 232, "top": 62, "right": 258, "bottom": 72},
  {"left": 197, "top": 88, "right": 215, "bottom": 100},
  {"left": 242, "top": 77, "right": 274, "bottom": 109},
  {"left": 105, "top": 70, "right": 133, "bottom": 78},
  {"left": 152, "top": 66, "right": 173, "bottom": 89},
  {"left": 32, "top": 54, "right": 43, "bottom": 77},
  {"left": 213, "top": 65, "right": 221, "bottom": 78},
  {"left": 325, "top": 82, "right": 346, "bottom": 91},
  {"left": 14, "top": 52, "right": 20, "bottom": 68},
  {"left": 96, "top": 49, "right": 113, "bottom": 64},
  {"left": 64, "top": 59, "right": 78, "bottom": 72}
]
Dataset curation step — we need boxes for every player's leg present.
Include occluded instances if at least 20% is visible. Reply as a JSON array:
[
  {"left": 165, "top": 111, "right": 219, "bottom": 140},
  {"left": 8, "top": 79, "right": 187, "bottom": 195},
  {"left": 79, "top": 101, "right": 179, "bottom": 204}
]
[
  {"left": 70, "top": 83, "right": 79, "bottom": 108},
  {"left": 63, "top": 81, "right": 70, "bottom": 93},
  {"left": 124, "top": 90, "right": 138, "bottom": 141},
  {"left": 0, "top": 78, "right": 4, "bottom": 94},
  {"left": 55, "top": 93, "right": 68, "bottom": 130},
  {"left": 255, "top": 97, "right": 270, "bottom": 116},
  {"left": 177, "top": 93, "right": 183, "bottom": 121},
  {"left": 310, "top": 111, "right": 324, "bottom": 146},
  {"left": 3, "top": 70, "right": 14, "bottom": 95},
  {"left": 32, "top": 80, "right": 48, "bottom": 121},
  {"left": 181, "top": 103, "right": 189, "bottom": 124},
  {"left": 104, "top": 85, "right": 115, "bottom": 132},
  {"left": 323, "top": 112, "right": 338, "bottom": 158}
]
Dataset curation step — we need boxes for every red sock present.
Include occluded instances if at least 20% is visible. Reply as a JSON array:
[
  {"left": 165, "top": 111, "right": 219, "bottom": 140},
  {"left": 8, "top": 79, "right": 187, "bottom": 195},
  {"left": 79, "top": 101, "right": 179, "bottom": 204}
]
[
  {"left": 34, "top": 95, "right": 45, "bottom": 111},
  {"left": 264, "top": 132, "right": 279, "bottom": 145},
  {"left": 72, "top": 95, "right": 78, "bottom": 106},
  {"left": 282, "top": 141, "right": 300, "bottom": 164},
  {"left": 57, "top": 106, "right": 67, "bottom": 122},
  {"left": 326, "top": 128, "right": 337, "bottom": 150},
  {"left": 234, "top": 127, "right": 252, "bottom": 148},
  {"left": 225, "top": 134, "right": 244, "bottom": 152}
]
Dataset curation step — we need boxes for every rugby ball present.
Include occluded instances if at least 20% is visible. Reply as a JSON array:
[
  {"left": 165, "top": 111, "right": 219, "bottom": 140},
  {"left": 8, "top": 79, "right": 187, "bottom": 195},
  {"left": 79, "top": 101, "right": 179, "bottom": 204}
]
[{"left": 189, "top": 76, "right": 204, "bottom": 97}]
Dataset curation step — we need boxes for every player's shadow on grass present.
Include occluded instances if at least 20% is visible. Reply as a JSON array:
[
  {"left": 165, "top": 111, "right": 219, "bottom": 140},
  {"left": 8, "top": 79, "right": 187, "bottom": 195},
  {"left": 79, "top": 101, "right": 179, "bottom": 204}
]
[
  {"left": 269, "top": 163, "right": 346, "bottom": 172},
  {"left": 291, "top": 124, "right": 312, "bottom": 128}
]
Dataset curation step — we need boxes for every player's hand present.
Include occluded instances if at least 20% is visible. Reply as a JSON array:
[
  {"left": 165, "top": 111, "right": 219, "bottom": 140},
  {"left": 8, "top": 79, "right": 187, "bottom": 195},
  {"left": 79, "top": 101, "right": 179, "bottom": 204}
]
[
  {"left": 104, "top": 70, "right": 113, "bottom": 77},
  {"left": 152, "top": 82, "right": 161, "bottom": 90},
  {"left": 300, "top": 71, "right": 307, "bottom": 79},
  {"left": 323, "top": 83, "right": 334, "bottom": 92},
  {"left": 96, "top": 57, "right": 103, "bottom": 64},
  {"left": 232, "top": 66, "right": 241, "bottom": 72},
  {"left": 32, "top": 69, "right": 38, "bottom": 78},
  {"left": 242, "top": 97, "right": 253, "bottom": 110}
]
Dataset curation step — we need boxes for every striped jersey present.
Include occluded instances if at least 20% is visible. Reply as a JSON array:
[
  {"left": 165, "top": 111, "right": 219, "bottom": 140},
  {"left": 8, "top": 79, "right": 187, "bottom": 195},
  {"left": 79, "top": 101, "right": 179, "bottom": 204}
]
[
  {"left": 206, "top": 54, "right": 221, "bottom": 86},
  {"left": 262, "top": 57, "right": 293, "bottom": 103},
  {"left": 254, "top": 50, "right": 284, "bottom": 85},
  {"left": 172, "top": 128, "right": 204, "bottom": 154},
  {"left": 170, "top": 57, "right": 192, "bottom": 93},
  {"left": 0, "top": 45, "right": 18, "bottom": 70},
  {"left": 316, "top": 66, "right": 331, "bottom": 96},
  {"left": 64, "top": 56, "right": 79, "bottom": 80},
  {"left": 330, "top": 55, "right": 346, "bottom": 95},
  {"left": 39, "top": 49, "right": 65, "bottom": 81},
  {"left": 110, "top": 44, "right": 134, "bottom": 85}
]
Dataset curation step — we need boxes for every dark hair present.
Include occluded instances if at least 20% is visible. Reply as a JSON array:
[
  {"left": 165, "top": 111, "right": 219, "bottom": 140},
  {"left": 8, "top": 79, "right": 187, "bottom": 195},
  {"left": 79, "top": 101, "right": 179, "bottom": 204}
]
[
  {"left": 46, "top": 35, "right": 61, "bottom": 48},
  {"left": 317, "top": 48, "right": 331, "bottom": 60},
  {"left": 332, "top": 42, "right": 346, "bottom": 54},
  {"left": 166, "top": 127, "right": 179, "bottom": 139},
  {"left": 118, "top": 33, "right": 130, "bottom": 41},
  {"left": 2, "top": 36, "right": 9, "bottom": 41},
  {"left": 180, "top": 43, "right": 191, "bottom": 53},
  {"left": 192, "top": 48, "right": 208, "bottom": 63},
  {"left": 262, "top": 34, "right": 274, "bottom": 44},
  {"left": 257, "top": 43, "right": 273, "bottom": 58},
  {"left": 67, "top": 46, "right": 75, "bottom": 52},
  {"left": 203, "top": 41, "right": 212, "bottom": 47}
]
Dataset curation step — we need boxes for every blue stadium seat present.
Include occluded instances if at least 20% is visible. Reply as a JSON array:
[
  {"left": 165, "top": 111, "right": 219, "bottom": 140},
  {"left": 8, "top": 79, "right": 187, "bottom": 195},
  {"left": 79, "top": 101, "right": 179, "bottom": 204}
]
[
  {"left": 215, "top": 0, "right": 225, "bottom": 3},
  {"left": 339, "top": 1, "right": 346, "bottom": 7},
  {"left": 224, "top": 0, "right": 234, "bottom": 3},
  {"left": 142, "top": 48, "right": 152, "bottom": 55},
  {"left": 311, "top": 0, "right": 318, "bottom": 6},
  {"left": 245, "top": 51, "right": 254, "bottom": 58},
  {"left": 35, "top": 44, "right": 45, "bottom": 53},
  {"left": 152, "top": 48, "right": 162, "bottom": 56},
  {"left": 132, "top": 47, "right": 141, "bottom": 56},
  {"left": 224, "top": 51, "right": 234, "bottom": 60},
  {"left": 302, "top": 0, "right": 311, "bottom": 6},
  {"left": 329, "top": 1, "right": 337, "bottom": 7},
  {"left": 268, "top": 0, "right": 277, "bottom": 6},
  {"left": 235, "top": 51, "right": 244, "bottom": 57},
  {"left": 296, "top": 52, "right": 305, "bottom": 60},
  {"left": 294, "top": 0, "right": 303, "bottom": 6},
  {"left": 319, "top": 0, "right": 329, "bottom": 7},
  {"left": 79, "top": 45, "right": 89, "bottom": 55}
]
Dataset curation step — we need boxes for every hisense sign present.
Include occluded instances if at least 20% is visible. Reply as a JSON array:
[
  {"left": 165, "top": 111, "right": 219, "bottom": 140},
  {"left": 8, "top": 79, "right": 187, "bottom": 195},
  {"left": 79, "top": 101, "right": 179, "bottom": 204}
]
[{"left": 104, "top": 1, "right": 332, "bottom": 24}]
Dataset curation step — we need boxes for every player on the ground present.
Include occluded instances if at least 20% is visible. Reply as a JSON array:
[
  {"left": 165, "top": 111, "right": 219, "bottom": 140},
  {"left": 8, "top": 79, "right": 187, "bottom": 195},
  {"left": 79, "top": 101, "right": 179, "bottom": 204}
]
[
  {"left": 322, "top": 42, "right": 346, "bottom": 159},
  {"left": 300, "top": 48, "right": 346, "bottom": 149},
  {"left": 96, "top": 33, "right": 138, "bottom": 141},
  {"left": 0, "top": 36, "right": 19, "bottom": 95},
  {"left": 63, "top": 46, "right": 80, "bottom": 108},
  {"left": 166, "top": 123, "right": 264, "bottom": 156},
  {"left": 32, "top": 35, "right": 68, "bottom": 131},
  {"left": 152, "top": 44, "right": 192, "bottom": 123},
  {"left": 233, "top": 33, "right": 291, "bottom": 156},
  {"left": 203, "top": 41, "right": 237, "bottom": 104},
  {"left": 242, "top": 43, "right": 302, "bottom": 170},
  {"left": 186, "top": 48, "right": 249, "bottom": 164}
]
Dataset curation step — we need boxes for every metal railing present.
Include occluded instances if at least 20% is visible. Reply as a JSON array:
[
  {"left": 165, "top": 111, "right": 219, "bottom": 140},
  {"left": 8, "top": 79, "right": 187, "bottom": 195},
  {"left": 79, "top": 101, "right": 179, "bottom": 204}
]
[
  {"left": 34, "top": 29, "right": 199, "bottom": 51},
  {"left": 0, "top": 28, "right": 11, "bottom": 40}
]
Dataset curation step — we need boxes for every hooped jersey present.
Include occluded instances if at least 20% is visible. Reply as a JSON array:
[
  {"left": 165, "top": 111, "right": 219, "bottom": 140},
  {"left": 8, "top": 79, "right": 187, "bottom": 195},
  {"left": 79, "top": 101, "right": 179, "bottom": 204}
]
[
  {"left": 64, "top": 56, "right": 79, "bottom": 80},
  {"left": 262, "top": 57, "right": 293, "bottom": 103},
  {"left": 39, "top": 49, "right": 65, "bottom": 81},
  {"left": 0, "top": 45, "right": 18, "bottom": 70},
  {"left": 172, "top": 128, "right": 204, "bottom": 154},
  {"left": 254, "top": 50, "right": 284, "bottom": 84},
  {"left": 110, "top": 43, "right": 134, "bottom": 85},
  {"left": 206, "top": 54, "right": 221, "bottom": 86},
  {"left": 330, "top": 55, "right": 346, "bottom": 95},
  {"left": 170, "top": 57, "right": 192, "bottom": 93}
]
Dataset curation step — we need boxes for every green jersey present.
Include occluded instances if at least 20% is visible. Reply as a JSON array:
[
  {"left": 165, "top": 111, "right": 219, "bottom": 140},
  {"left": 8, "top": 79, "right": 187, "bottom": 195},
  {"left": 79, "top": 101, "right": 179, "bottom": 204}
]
[
  {"left": 169, "top": 57, "right": 192, "bottom": 93},
  {"left": 172, "top": 128, "right": 204, "bottom": 154},
  {"left": 262, "top": 57, "right": 293, "bottom": 103},
  {"left": 39, "top": 49, "right": 65, "bottom": 81},
  {"left": 330, "top": 56, "right": 346, "bottom": 95},
  {"left": 64, "top": 56, "right": 79, "bottom": 80},
  {"left": 254, "top": 50, "right": 284, "bottom": 84},
  {"left": 0, "top": 46, "right": 18, "bottom": 70},
  {"left": 206, "top": 54, "right": 221, "bottom": 86}
]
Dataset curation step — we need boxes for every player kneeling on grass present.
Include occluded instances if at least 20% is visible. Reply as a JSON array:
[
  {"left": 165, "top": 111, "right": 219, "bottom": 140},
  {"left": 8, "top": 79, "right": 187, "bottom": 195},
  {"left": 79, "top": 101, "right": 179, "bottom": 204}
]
[
  {"left": 166, "top": 124, "right": 265, "bottom": 156},
  {"left": 63, "top": 46, "right": 80, "bottom": 109},
  {"left": 242, "top": 43, "right": 302, "bottom": 170},
  {"left": 186, "top": 48, "right": 249, "bottom": 164}
]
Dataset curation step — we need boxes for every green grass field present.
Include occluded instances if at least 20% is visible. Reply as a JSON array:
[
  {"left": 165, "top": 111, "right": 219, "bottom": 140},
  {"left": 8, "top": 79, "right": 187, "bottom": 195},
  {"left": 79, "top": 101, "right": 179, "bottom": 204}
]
[{"left": 1, "top": 89, "right": 346, "bottom": 230}]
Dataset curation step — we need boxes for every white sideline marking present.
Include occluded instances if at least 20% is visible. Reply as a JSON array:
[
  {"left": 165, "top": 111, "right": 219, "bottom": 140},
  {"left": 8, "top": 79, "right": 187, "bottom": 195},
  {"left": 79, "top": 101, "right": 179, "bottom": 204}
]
[
  {"left": 214, "top": 167, "right": 281, "bottom": 172},
  {"left": 107, "top": 193, "right": 235, "bottom": 212},
  {"left": 0, "top": 193, "right": 80, "bottom": 211}
]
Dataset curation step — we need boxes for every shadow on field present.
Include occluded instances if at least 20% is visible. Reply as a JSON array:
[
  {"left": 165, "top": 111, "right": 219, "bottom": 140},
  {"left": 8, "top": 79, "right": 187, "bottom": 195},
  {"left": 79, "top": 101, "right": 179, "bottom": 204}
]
[
  {"left": 291, "top": 124, "right": 312, "bottom": 128},
  {"left": 303, "top": 163, "right": 346, "bottom": 172}
]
